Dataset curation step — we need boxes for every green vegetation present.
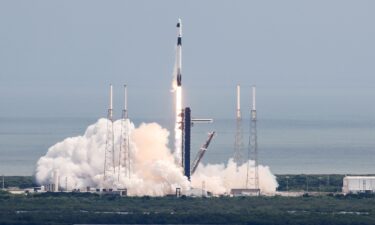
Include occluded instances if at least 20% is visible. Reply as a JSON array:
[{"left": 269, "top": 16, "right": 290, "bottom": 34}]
[
  {"left": 276, "top": 174, "right": 344, "bottom": 192},
  {"left": 276, "top": 174, "right": 375, "bottom": 192},
  {"left": 1, "top": 176, "right": 37, "bottom": 189},
  {"left": 1, "top": 175, "right": 375, "bottom": 224},
  {"left": 1, "top": 192, "right": 375, "bottom": 225}
]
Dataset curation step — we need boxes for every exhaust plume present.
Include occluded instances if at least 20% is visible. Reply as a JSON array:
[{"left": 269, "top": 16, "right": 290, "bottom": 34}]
[
  {"left": 35, "top": 119, "right": 190, "bottom": 196},
  {"left": 35, "top": 119, "right": 278, "bottom": 196}
]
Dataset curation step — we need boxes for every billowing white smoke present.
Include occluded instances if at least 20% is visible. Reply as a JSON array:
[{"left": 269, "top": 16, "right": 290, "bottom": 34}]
[
  {"left": 192, "top": 159, "right": 278, "bottom": 195},
  {"left": 35, "top": 119, "right": 278, "bottom": 196},
  {"left": 35, "top": 119, "right": 190, "bottom": 196}
]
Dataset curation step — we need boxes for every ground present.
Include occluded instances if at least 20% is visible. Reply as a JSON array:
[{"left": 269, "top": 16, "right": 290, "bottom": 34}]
[
  {"left": 1, "top": 175, "right": 375, "bottom": 225},
  {"left": 1, "top": 191, "right": 375, "bottom": 225}
]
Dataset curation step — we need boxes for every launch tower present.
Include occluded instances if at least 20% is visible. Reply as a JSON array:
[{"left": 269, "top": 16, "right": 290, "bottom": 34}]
[
  {"left": 118, "top": 84, "right": 131, "bottom": 181},
  {"left": 246, "top": 86, "right": 260, "bottom": 193},
  {"left": 103, "top": 84, "right": 115, "bottom": 183},
  {"left": 233, "top": 85, "right": 244, "bottom": 167}
]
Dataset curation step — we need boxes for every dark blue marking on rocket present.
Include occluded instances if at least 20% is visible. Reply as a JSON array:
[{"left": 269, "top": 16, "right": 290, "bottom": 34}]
[{"left": 177, "top": 72, "right": 182, "bottom": 86}]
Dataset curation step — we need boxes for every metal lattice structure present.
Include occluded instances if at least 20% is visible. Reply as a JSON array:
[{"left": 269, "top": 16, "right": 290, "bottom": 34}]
[
  {"left": 246, "top": 86, "right": 259, "bottom": 192},
  {"left": 233, "top": 84, "right": 244, "bottom": 167},
  {"left": 118, "top": 85, "right": 131, "bottom": 182},
  {"left": 191, "top": 132, "right": 215, "bottom": 175},
  {"left": 181, "top": 107, "right": 213, "bottom": 181},
  {"left": 103, "top": 84, "right": 115, "bottom": 184}
]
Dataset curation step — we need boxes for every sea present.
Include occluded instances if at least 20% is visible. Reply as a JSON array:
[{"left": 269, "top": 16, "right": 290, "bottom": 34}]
[{"left": 0, "top": 116, "right": 374, "bottom": 176}]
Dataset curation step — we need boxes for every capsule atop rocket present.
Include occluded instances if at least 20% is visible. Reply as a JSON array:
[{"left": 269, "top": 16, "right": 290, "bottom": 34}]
[{"left": 176, "top": 18, "right": 182, "bottom": 87}]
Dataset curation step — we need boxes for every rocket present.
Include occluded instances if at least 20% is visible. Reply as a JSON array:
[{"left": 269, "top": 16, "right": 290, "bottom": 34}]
[
  {"left": 176, "top": 18, "right": 182, "bottom": 86},
  {"left": 173, "top": 19, "right": 183, "bottom": 166}
]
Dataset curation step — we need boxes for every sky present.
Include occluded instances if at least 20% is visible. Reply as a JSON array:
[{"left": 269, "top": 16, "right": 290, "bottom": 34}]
[{"left": 0, "top": 0, "right": 374, "bottom": 120}]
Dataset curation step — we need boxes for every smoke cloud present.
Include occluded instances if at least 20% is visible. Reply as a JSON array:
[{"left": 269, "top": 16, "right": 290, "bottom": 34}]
[
  {"left": 192, "top": 159, "right": 278, "bottom": 194},
  {"left": 35, "top": 119, "right": 277, "bottom": 196}
]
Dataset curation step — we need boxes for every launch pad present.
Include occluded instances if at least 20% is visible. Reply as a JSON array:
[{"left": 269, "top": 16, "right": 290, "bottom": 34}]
[{"left": 39, "top": 19, "right": 266, "bottom": 197}]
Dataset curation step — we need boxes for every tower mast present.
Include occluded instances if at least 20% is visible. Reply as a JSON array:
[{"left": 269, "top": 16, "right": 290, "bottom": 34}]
[
  {"left": 118, "top": 85, "right": 131, "bottom": 182},
  {"left": 246, "top": 86, "right": 260, "bottom": 193},
  {"left": 233, "top": 84, "right": 244, "bottom": 167},
  {"left": 103, "top": 84, "right": 115, "bottom": 184}
]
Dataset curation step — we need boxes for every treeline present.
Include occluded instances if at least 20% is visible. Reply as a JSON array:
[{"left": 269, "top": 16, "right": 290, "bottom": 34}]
[
  {"left": 1, "top": 191, "right": 375, "bottom": 225},
  {"left": 1, "top": 176, "right": 37, "bottom": 189},
  {"left": 276, "top": 174, "right": 344, "bottom": 192},
  {"left": 277, "top": 174, "right": 375, "bottom": 192}
]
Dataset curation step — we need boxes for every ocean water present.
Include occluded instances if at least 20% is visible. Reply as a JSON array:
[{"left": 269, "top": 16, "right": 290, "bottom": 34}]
[{"left": 0, "top": 116, "right": 374, "bottom": 175}]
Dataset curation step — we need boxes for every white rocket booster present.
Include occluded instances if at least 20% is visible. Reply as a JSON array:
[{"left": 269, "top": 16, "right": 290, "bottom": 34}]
[
  {"left": 174, "top": 18, "right": 183, "bottom": 165},
  {"left": 176, "top": 18, "right": 182, "bottom": 86}
]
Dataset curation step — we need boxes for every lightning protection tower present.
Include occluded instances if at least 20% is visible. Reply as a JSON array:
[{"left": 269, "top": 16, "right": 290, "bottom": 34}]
[
  {"left": 103, "top": 84, "right": 115, "bottom": 183},
  {"left": 233, "top": 84, "right": 244, "bottom": 167},
  {"left": 118, "top": 84, "right": 131, "bottom": 181},
  {"left": 246, "top": 86, "right": 260, "bottom": 193}
]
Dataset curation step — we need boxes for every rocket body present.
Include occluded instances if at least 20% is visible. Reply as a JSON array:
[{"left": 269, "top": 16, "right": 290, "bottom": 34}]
[
  {"left": 176, "top": 19, "right": 182, "bottom": 87},
  {"left": 174, "top": 19, "right": 183, "bottom": 166}
]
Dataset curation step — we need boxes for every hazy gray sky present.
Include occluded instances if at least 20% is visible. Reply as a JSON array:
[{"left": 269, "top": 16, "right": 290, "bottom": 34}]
[{"left": 0, "top": 0, "right": 374, "bottom": 120}]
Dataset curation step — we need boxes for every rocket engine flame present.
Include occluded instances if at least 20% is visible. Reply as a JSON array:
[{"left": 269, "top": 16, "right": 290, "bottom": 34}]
[{"left": 174, "top": 86, "right": 183, "bottom": 165}]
